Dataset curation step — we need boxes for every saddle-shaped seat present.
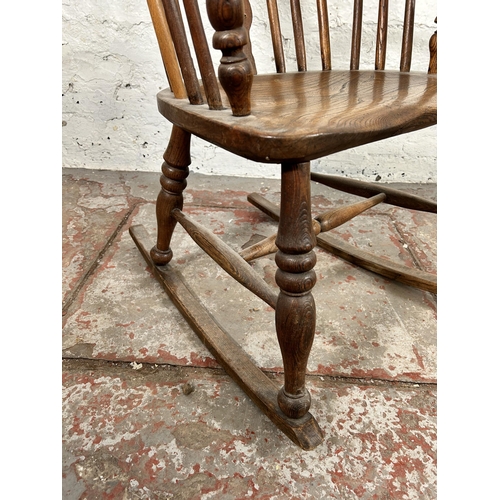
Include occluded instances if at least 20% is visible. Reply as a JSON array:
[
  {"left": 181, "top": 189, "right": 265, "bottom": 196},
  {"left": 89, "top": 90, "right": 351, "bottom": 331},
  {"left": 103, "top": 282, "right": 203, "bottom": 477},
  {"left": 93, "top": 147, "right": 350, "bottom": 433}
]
[{"left": 158, "top": 70, "right": 436, "bottom": 163}]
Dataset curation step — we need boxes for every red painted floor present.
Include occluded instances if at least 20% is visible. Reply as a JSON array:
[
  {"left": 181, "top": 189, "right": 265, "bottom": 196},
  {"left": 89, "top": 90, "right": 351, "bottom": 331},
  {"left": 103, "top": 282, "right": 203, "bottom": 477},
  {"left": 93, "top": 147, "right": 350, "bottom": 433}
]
[{"left": 62, "top": 168, "right": 437, "bottom": 499}]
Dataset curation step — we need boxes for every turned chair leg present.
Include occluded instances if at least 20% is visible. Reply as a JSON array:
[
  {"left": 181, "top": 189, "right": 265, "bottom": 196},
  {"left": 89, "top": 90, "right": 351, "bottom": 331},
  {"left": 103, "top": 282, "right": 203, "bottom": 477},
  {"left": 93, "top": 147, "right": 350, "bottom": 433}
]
[
  {"left": 150, "top": 126, "right": 191, "bottom": 265},
  {"left": 275, "top": 162, "right": 317, "bottom": 419}
]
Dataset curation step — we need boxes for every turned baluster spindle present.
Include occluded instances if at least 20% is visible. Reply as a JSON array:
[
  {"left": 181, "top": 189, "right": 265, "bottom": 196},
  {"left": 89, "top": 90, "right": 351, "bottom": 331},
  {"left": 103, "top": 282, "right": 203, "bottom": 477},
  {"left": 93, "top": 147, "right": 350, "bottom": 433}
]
[
  {"left": 275, "top": 162, "right": 317, "bottom": 419},
  {"left": 207, "top": 0, "right": 254, "bottom": 116},
  {"left": 150, "top": 126, "right": 191, "bottom": 265}
]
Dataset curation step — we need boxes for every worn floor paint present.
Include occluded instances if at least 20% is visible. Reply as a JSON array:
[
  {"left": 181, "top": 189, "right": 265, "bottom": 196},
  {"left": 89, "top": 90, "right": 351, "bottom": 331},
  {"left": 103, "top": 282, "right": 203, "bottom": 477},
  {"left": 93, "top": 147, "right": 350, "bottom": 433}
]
[
  {"left": 62, "top": 169, "right": 437, "bottom": 498},
  {"left": 63, "top": 360, "right": 436, "bottom": 500}
]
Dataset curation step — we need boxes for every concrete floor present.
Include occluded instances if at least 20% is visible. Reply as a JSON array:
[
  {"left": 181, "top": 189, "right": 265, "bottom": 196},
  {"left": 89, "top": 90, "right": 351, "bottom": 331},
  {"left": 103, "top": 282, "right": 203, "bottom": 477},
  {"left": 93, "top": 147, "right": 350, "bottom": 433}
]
[{"left": 62, "top": 168, "right": 437, "bottom": 499}]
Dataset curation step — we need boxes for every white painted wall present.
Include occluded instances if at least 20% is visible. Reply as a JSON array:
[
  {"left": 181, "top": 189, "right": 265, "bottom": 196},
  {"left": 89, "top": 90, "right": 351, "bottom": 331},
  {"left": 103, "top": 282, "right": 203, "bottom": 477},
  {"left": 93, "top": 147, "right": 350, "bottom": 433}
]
[{"left": 62, "top": 0, "right": 437, "bottom": 182}]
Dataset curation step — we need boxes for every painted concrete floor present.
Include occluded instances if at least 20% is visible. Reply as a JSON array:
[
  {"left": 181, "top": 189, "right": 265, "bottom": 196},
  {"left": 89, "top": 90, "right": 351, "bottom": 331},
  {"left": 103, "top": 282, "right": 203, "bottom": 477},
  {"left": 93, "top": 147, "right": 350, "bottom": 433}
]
[{"left": 62, "top": 168, "right": 437, "bottom": 499}]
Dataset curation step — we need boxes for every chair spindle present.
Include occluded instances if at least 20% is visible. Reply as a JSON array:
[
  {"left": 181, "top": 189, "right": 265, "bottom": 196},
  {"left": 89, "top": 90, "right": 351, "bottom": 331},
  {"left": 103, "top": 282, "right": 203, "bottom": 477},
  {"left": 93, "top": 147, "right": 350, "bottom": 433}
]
[
  {"left": 242, "top": 0, "right": 258, "bottom": 74},
  {"left": 267, "top": 0, "right": 286, "bottom": 73},
  {"left": 161, "top": 0, "right": 204, "bottom": 104},
  {"left": 400, "top": 0, "right": 415, "bottom": 72},
  {"left": 146, "top": 0, "right": 187, "bottom": 98},
  {"left": 428, "top": 17, "right": 437, "bottom": 74},
  {"left": 375, "top": 0, "right": 389, "bottom": 70},
  {"left": 350, "top": 0, "right": 363, "bottom": 70},
  {"left": 182, "top": 0, "right": 223, "bottom": 109},
  {"left": 290, "top": 0, "right": 307, "bottom": 71},
  {"left": 316, "top": 0, "right": 331, "bottom": 70}
]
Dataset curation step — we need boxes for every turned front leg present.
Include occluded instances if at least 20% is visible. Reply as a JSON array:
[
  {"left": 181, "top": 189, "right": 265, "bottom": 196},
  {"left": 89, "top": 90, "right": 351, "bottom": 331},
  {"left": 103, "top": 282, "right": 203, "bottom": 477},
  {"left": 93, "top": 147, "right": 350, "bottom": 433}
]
[
  {"left": 150, "top": 126, "right": 191, "bottom": 265},
  {"left": 275, "top": 162, "right": 317, "bottom": 419}
]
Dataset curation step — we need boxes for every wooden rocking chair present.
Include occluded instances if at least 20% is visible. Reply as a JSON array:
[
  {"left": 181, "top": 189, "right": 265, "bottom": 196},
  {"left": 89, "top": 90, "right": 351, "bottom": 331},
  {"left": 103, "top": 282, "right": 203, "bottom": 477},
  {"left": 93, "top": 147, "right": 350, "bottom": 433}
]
[{"left": 129, "top": 0, "right": 437, "bottom": 450}]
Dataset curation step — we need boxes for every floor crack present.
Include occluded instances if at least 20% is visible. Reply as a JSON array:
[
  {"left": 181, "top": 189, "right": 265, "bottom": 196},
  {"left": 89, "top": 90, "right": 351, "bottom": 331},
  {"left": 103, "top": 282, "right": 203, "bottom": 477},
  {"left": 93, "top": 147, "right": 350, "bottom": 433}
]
[{"left": 62, "top": 203, "right": 140, "bottom": 316}]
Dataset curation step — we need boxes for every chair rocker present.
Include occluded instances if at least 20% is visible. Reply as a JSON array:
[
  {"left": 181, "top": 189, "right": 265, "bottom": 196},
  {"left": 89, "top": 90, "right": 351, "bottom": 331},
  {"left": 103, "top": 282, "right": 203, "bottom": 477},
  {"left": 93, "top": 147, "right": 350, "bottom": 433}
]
[{"left": 129, "top": 0, "right": 437, "bottom": 450}]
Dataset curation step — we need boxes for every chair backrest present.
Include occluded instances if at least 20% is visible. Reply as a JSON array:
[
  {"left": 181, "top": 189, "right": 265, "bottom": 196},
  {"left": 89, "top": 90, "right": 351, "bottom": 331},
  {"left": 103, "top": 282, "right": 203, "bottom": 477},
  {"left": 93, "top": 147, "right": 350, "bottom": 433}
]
[{"left": 146, "top": 0, "right": 436, "bottom": 114}]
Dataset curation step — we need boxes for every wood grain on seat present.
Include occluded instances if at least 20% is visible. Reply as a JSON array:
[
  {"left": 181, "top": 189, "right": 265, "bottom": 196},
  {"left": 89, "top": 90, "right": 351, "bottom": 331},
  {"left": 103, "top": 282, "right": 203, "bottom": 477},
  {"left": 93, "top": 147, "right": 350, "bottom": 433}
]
[{"left": 158, "top": 70, "right": 436, "bottom": 163}]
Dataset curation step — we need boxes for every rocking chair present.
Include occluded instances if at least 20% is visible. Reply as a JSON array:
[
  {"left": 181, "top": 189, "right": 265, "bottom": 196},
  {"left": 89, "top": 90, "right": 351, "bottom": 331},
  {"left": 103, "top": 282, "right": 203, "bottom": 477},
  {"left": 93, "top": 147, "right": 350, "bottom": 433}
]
[{"left": 129, "top": 0, "right": 437, "bottom": 450}]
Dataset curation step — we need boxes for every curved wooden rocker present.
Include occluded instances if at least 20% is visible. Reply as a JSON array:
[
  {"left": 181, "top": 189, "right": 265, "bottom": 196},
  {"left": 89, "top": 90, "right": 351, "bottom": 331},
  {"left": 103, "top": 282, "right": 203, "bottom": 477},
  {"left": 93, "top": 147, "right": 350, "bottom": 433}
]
[
  {"left": 130, "top": 0, "right": 437, "bottom": 449},
  {"left": 244, "top": 177, "right": 437, "bottom": 294},
  {"left": 130, "top": 224, "right": 324, "bottom": 450}
]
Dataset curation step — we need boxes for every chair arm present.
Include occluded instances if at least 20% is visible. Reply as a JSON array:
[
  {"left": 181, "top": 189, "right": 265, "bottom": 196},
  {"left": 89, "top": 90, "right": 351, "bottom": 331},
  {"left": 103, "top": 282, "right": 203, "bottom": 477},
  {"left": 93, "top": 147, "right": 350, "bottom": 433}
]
[{"left": 207, "top": 0, "right": 254, "bottom": 116}]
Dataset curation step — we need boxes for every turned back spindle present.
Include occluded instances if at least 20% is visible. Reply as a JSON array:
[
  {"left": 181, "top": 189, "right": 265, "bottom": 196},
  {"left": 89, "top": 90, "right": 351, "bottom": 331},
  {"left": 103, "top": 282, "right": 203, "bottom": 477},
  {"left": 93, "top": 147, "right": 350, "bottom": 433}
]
[
  {"left": 146, "top": 0, "right": 255, "bottom": 114},
  {"left": 267, "top": 0, "right": 422, "bottom": 73},
  {"left": 146, "top": 0, "right": 435, "bottom": 116}
]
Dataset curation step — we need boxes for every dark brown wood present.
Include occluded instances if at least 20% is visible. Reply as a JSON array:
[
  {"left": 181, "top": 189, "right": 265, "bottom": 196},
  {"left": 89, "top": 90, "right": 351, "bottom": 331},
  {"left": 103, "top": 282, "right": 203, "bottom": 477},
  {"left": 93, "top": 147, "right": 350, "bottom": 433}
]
[
  {"left": 183, "top": 0, "right": 223, "bottom": 109},
  {"left": 158, "top": 70, "right": 437, "bottom": 163},
  {"left": 428, "top": 18, "right": 437, "bottom": 74},
  {"left": 130, "top": 224, "right": 325, "bottom": 450},
  {"left": 316, "top": 0, "right": 332, "bottom": 70},
  {"left": 290, "top": 0, "right": 307, "bottom": 71},
  {"left": 146, "top": 0, "right": 187, "bottom": 98},
  {"left": 310, "top": 172, "right": 437, "bottom": 213},
  {"left": 171, "top": 208, "right": 278, "bottom": 308},
  {"left": 247, "top": 193, "right": 437, "bottom": 294},
  {"left": 315, "top": 192, "right": 386, "bottom": 230},
  {"left": 239, "top": 193, "right": 386, "bottom": 261},
  {"left": 139, "top": 0, "right": 438, "bottom": 448},
  {"left": 350, "top": 0, "right": 363, "bottom": 70},
  {"left": 400, "top": 0, "right": 415, "bottom": 72},
  {"left": 242, "top": 0, "right": 258, "bottom": 74},
  {"left": 375, "top": 0, "right": 389, "bottom": 70},
  {"left": 275, "top": 162, "right": 316, "bottom": 419},
  {"left": 316, "top": 232, "right": 437, "bottom": 293},
  {"left": 161, "top": 0, "right": 204, "bottom": 104},
  {"left": 267, "top": 0, "right": 286, "bottom": 72},
  {"left": 207, "top": 0, "right": 254, "bottom": 116},
  {"left": 150, "top": 126, "right": 191, "bottom": 265}
]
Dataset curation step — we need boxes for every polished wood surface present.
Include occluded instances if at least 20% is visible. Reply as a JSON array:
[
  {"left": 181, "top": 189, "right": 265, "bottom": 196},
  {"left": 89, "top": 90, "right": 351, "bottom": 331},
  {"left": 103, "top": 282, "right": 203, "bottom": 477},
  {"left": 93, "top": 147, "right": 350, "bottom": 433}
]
[
  {"left": 158, "top": 70, "right": 436, "bottom": 163},
  {"left": 136, "top": 0, "right": 438, "bottom": 449},
  {"left": 275, "top": 162, "right": 317, "bottom": 419}
]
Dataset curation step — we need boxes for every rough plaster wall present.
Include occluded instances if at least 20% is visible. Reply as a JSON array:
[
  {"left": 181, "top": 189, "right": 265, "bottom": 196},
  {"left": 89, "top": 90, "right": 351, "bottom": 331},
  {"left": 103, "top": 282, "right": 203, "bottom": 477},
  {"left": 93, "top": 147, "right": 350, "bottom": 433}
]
[{"left": 62, "top": 0, "right": 437, "bottom": 182}]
